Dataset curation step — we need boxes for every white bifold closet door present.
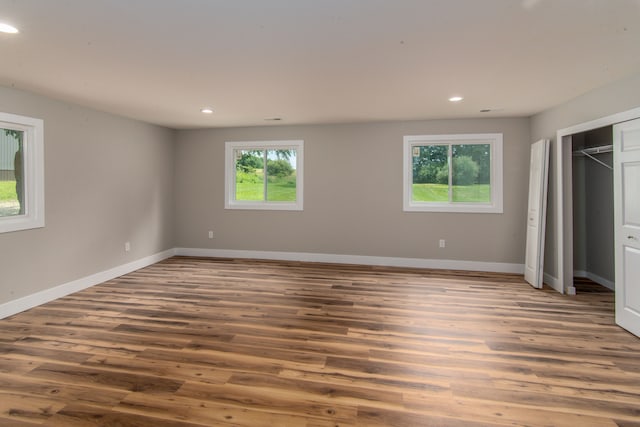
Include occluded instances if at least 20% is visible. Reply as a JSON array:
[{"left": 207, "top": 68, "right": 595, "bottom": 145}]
[
  {"left": 614, "top": 118, "right": 640, "bottom": 338},
  {"left": 524, "top": 139, "right": 550, "bottom": 289}
]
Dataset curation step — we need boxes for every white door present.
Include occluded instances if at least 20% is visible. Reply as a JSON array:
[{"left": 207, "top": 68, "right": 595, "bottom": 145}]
[
  {"left": 524, "top": 139, "right": 550, "bottom": 289},
  {"left": 614, "top": 119, "right": 640, "bottom": 337}
]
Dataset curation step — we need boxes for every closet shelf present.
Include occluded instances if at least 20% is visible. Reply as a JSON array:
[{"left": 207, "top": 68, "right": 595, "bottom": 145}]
[
  {"left": 572, "top": 144, "right": 613, "bottom": 155},
  {"left": 573, "top": 144, "right": 613, "bottom": 170}
]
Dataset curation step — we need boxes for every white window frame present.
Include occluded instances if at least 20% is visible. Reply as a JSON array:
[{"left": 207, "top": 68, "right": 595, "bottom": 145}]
[
  {"left": 403, "top": 133, "right": 503, "bottom": 213},
  {"left": 0, "top": 112, "right": 45, "bottom": 233},
  {"left": 225, "top": 140, "right": 304, "bottom": 211}
]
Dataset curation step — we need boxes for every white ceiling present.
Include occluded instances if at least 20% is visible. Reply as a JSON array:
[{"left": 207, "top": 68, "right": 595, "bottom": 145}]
[{"left": 1, "top": 0, "right": 639, "bottom": 129}]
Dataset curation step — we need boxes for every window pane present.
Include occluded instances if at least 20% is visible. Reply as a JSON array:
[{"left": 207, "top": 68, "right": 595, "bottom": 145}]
[
  {"left": 0, "top": 128, "right": 24, "bottom": 217},
  {"left": 266, "top": 149, "right": 297, "bottom": 202},
  {"left": 411, "top": 145, "right": 449, "bottom": 202},
  {"left": 226, "top": 140, "right": 303, "bottom": 210},
  {"left": 451, "top": 144, "right": 491, "bottom": 203},
  {"left": 235, "top": 149, "right": 264, "bottom": 201}
]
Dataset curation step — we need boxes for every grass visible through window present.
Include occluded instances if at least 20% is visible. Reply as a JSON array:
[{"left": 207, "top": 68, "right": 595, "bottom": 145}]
[
  {"left": 412, "top": 183, "right": 490, "bottom": 203},
  {"left": 236, "top": 170, "right": 297, "bottom": 202},
  {"left": 0, "top": 181, "right": 17, "bottom": 202},
  {"left": 0, "top": 180, "right": 20, "bottom": 217}
]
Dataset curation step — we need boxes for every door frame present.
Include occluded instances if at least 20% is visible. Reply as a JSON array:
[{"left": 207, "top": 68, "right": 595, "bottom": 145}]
[{"left": 556, "top": 106, "right": 640, "bottom": 294}]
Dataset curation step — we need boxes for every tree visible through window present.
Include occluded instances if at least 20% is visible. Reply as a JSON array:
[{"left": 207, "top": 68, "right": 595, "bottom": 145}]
[
  {"left": 412, "top": 144, "right": 491, "bottom": 203},
  {"left": 234, "top": 149, "right": 297, "bottom": 202},
  {"left": 225, "top": 140, "right": 303, "bottom": 210},
  {"left": 404, "top": 134, "right": 503, "bottom": 213},
  {"left": 0, "top": 128, "right": 24, "bottom": 217}
]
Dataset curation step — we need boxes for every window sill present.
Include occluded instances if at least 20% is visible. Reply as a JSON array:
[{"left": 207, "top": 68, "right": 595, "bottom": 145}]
[
  {"left": 225, "top": 202, "right": 303, "bottom": 211},
  {"left": 404, "top": 203, "right": 503, "bottom": 213}
]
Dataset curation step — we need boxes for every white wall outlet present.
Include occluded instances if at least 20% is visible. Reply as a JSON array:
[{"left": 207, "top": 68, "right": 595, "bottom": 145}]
[
  {"left": 125, "top": 241, "right": 131, "bottom": 252},
  {"left": 439, "top": 239, "right": 446, "bottom": 248},
  {"left": 208, "top": 230, "right": 214, "bottom": 239}
]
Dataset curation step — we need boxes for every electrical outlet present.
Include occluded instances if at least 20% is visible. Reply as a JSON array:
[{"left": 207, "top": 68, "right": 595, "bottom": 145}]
[
  {"left": 439, "top": 239, "right": 446, "bottom": 248},
  {"left": 208, "top": 230, "right": 214, "bottom": 239},
  {"left": 125, "top": 241, "right": 131, "bottom": 252}
]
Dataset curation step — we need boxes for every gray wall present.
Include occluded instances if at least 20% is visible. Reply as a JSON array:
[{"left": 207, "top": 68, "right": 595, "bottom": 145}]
[
  {"left": 531, "top": 72, "right": 640, "bottom": 279},
  {"left": 0, "top": 86, "right": 175, "bottom": 305},
  {"left": 4, "top": 70, "right": 639, "bottom": 308},
  {"left": 174, "top": 118, "right": 531, "bottom": 264}
]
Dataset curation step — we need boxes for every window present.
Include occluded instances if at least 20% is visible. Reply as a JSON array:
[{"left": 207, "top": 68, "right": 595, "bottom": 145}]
[
  {"left": 225, "top": 140, "right": 303, "bottom": 210},
  {"left": 0, "top": 112, "right": 44, "bottom": 233},
  {"left": 403, "top": 133, "right": 503, "bottom": 213}
]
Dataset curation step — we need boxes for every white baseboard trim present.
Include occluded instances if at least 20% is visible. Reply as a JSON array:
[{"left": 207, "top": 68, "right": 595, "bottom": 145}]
[
  {"left": 574, "top": 270, "right": 615, "bottom": 291},
  {"left": 0, "top": 248, "right": 176, "bottom": 320},
  {"left": 174, "top": 247, "right": 525, "bottom": 274}
]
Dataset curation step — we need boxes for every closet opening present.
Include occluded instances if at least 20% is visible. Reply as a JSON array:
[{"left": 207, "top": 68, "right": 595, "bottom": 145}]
[{"left": 571, "top": 126, "right": 615, "bottom": 294}]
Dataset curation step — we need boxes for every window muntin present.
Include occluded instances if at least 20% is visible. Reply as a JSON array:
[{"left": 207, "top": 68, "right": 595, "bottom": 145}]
[
  {"left": 404, "top": 134, "right": 503, "bottom": 213},
  {"left": 0, "top": 112, "right": 44, "bottom": 233},
  {"left": 225, "top": 140, "right": 303, "bottom": 210}
]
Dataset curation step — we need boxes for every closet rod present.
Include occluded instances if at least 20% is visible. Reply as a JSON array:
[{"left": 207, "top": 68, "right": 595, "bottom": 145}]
[
  {"left": 572, "top": 144, "right": 613, "bottom": 155},
  {"left": 572, "top": 144, "right": 613, "bottom": 170}
]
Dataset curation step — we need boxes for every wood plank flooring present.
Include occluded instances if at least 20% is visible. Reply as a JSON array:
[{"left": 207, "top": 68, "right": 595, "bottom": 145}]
[{"left": 1, "top": 256, "right": 639, "bottom": 426}]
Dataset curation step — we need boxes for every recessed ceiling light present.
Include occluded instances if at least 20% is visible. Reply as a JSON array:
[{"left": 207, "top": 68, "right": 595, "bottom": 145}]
[
  {"left": 449, "top": 96, "right": 464, "bottom": 102},
  {"left": 0, "top": 23, "right": 19, "bottom": 34},
  {"left": 200, "top": 107, "right": 213, "bottom": 114}
]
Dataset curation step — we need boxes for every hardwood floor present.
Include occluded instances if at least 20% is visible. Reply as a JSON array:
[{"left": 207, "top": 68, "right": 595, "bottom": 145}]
[
  {"left": 573, "top": 277, "right": 614, "bottom": 294},
  {"left": 1, "top": 256, "right": 639, "bottom": 426}
]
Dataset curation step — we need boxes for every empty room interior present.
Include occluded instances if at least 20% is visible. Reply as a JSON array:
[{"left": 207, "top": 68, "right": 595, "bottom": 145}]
[{"left": 1, "top": 1, "right": 640, "bottom": 426}]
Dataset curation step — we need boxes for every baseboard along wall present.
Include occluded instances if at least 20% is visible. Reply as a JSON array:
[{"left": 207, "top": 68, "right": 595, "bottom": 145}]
[
  {"left": 174, "top": 248, "right": 525, "bottom": 274},
  {"left": 0, "top": 249, "right": 176, "bottom": 319},
  {"left": 574, "top": 270, "right": 615, "bottom": 291}
]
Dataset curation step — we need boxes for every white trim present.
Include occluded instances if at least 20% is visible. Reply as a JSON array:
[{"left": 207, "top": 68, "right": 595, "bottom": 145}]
[
  {"left": 557, "top": 107, "right": 640, "bottom": 137},
  {"left": 174, "top": 247, "right": 524, "bottom": 274},
  {"left": 224, "top": 140, "right": 303, "bottom": 211},
  {"left": 574, "top": 270, "right": 615, "bottom": 291},
  {"left": 0, "top": 249, "right": 175, "bottom": 319},
  {"left": 556, "top": 106, "right": 640, "bottom": 294},
  {"left": 403, "top": 133, "right": 503, "bottom": 213},
  {"left": 573, "top": 270, "right": 587, "bottom": 278}
]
